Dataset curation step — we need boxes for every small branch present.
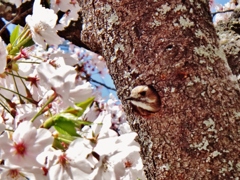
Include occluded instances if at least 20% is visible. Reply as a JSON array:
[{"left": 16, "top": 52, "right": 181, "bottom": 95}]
[
  {"left": 90, "top": 77, "right": 116, "bottom": 91},
  {"left": 0, "top": 16, "right": 18, "bottom": 35},
  {"left": 30, "top": 92, "right": 57, "bottom": 122},
  {"left": 0, "top": 7, "right": 32, "bottom": 36},
  {"left": 211, "top": 9, "right": 234, "bottom": 18}
]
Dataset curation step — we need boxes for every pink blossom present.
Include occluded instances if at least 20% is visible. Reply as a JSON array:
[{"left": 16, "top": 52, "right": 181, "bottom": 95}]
[
  {"left": 0, "top": 37, "right": 7, "bottom": 74},
  {"left": 37, "top": 140, "right": 94, "bottom": 180},
  {"left": 0, "top": 166, "right": 48, "bottom": 180},
  {"left": 25, "top": 0, "right": 62, "bottom": 49},
  {"left": 37, "top": 62, "right": 93, "bottom": 106},
  {"left": 0, "top": 121, "right": 53, "bottom": 168}
]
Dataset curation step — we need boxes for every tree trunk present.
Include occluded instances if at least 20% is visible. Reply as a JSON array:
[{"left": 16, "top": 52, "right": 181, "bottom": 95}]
[
  {"left": 78, "top": 0, "right": 240, "bottom": 179},
  {"left": 2, "top": 0, "right": 240, "bottom": 179}
]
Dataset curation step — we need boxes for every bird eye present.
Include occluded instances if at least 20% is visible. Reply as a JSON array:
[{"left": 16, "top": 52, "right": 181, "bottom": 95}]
[{"left": 140, "top": 91, "right": 146, "bottom": 96}]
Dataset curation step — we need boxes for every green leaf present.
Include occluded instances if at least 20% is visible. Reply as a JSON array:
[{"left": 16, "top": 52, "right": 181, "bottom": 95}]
[
  {"left": 58, "top": 113, "right": 92, "bottom": 128},
  {"left": 53, "top": 116, "right": 80, "bottom": 137},
  {"left": 52, "top": 138, "right": 65, "bottom": 150},
  {"left": 9, "top": 36, "right": 34, "bottom": 55},
  {"left": 10, "top": 25, "right": 20, "bottom": 45},
  {"left": 42, "top": 116, "right": 55, "bottom": 129},
  {"left": 64, "top": 97, "right": 94, "bottom": 117},
  {"left": 74, "top": 120, "right": 92, "bottom": 126},
  {"left": 53, "top": 134, "right": 78, "bottom": 150},
  {"left": 43, "top": 112, "right": 92, "bottom": 130},
  {"left": 24, "top": 38, "right": 34, "bottom": 48},
  {"left": 76, "top": 97, "right": 95, "bottom": 110},
  {"left": 59, "top": 113, "right": 79, "bottom": 121}
]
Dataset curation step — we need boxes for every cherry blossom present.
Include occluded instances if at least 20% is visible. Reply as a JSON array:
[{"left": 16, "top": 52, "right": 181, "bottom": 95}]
[
  {"left": 25, "top": 0, "right": 62, "bottom": 49},
  {"left": 50, "top": 0, "right": 74, "bottom": 12},
  {"left": 0, "top": 123, "right": 5, "bottom": 134},
  {"left": 91, "top": 132, "right": 144, "bottom": 179},
  {"left": 37, "top": 62, "right": 92, "bottom": 106},
  {"left": 0, "top": 37, "right": 7, "bottom": 74},
  {"left": 14, "top": 103, "right": 42, "bottom": 128},
  {"left": 0, "top": 121, "right": 53, "bottom": 168},
  {"left": 213, "top": 1, "right": 240, "bottom": 24},
  {"left": 0, "top": 166, "right": 48, "bottom": 180},
  {"left": 37, "top": 140, "right": 94, "bottom": 180}
]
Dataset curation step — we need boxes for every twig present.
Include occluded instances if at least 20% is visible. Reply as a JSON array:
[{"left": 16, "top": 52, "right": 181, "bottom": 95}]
[
  {"left": 0, "top": 7, "right": 32, "bottom": 36},
  {"left": 90, "top": 78, "right": 116, "bottom": 91},
  {"left": 0, "top": 16, "right": 18, "bottom": 35},
  {"left": 211, "top": 9, "right": 234, "bottom": 18}
]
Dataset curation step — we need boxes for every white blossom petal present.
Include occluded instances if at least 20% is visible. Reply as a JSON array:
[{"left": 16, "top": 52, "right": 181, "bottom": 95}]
[{"left": 0, "top": 38, "right": 7, "bottom": 74}]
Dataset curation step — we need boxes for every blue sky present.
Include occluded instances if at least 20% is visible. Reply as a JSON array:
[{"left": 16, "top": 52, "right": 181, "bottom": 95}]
[{"left": 217, "top": 0, "right": 228, "bottom": 5}]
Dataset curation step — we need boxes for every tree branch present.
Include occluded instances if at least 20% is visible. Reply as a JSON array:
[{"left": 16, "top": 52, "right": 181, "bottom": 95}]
[
  {"left": 90, "top": 77, "right": 116, "bottom": 91},
  {"left": 0, "top": 7, "right": 32, "bottom": 36},
  {"left": 211, "top": 9, "right": 234, "bottom": 18}
]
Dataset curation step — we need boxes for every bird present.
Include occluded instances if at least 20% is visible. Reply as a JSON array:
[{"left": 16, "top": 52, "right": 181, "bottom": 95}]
[{"left": 126, "top": 85, "right": 161, "bottom": 116}]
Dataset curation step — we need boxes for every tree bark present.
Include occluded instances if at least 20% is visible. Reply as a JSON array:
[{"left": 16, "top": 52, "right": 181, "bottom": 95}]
[{"left": 78, "top": 0, "right": 240, "bottom": 179}]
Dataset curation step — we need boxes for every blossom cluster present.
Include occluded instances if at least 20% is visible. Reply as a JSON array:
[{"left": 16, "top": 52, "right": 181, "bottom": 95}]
[
  {"left": 211, "top": 0, "right": 240, "bottom": 24},
  {"left": 0, "top": 0, "right": 146, "bottom": 179}
]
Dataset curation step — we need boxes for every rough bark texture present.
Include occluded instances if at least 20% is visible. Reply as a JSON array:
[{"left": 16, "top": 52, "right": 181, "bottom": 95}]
[{"left": 78, "top": 0, "right": 240, "bottom": 179}]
